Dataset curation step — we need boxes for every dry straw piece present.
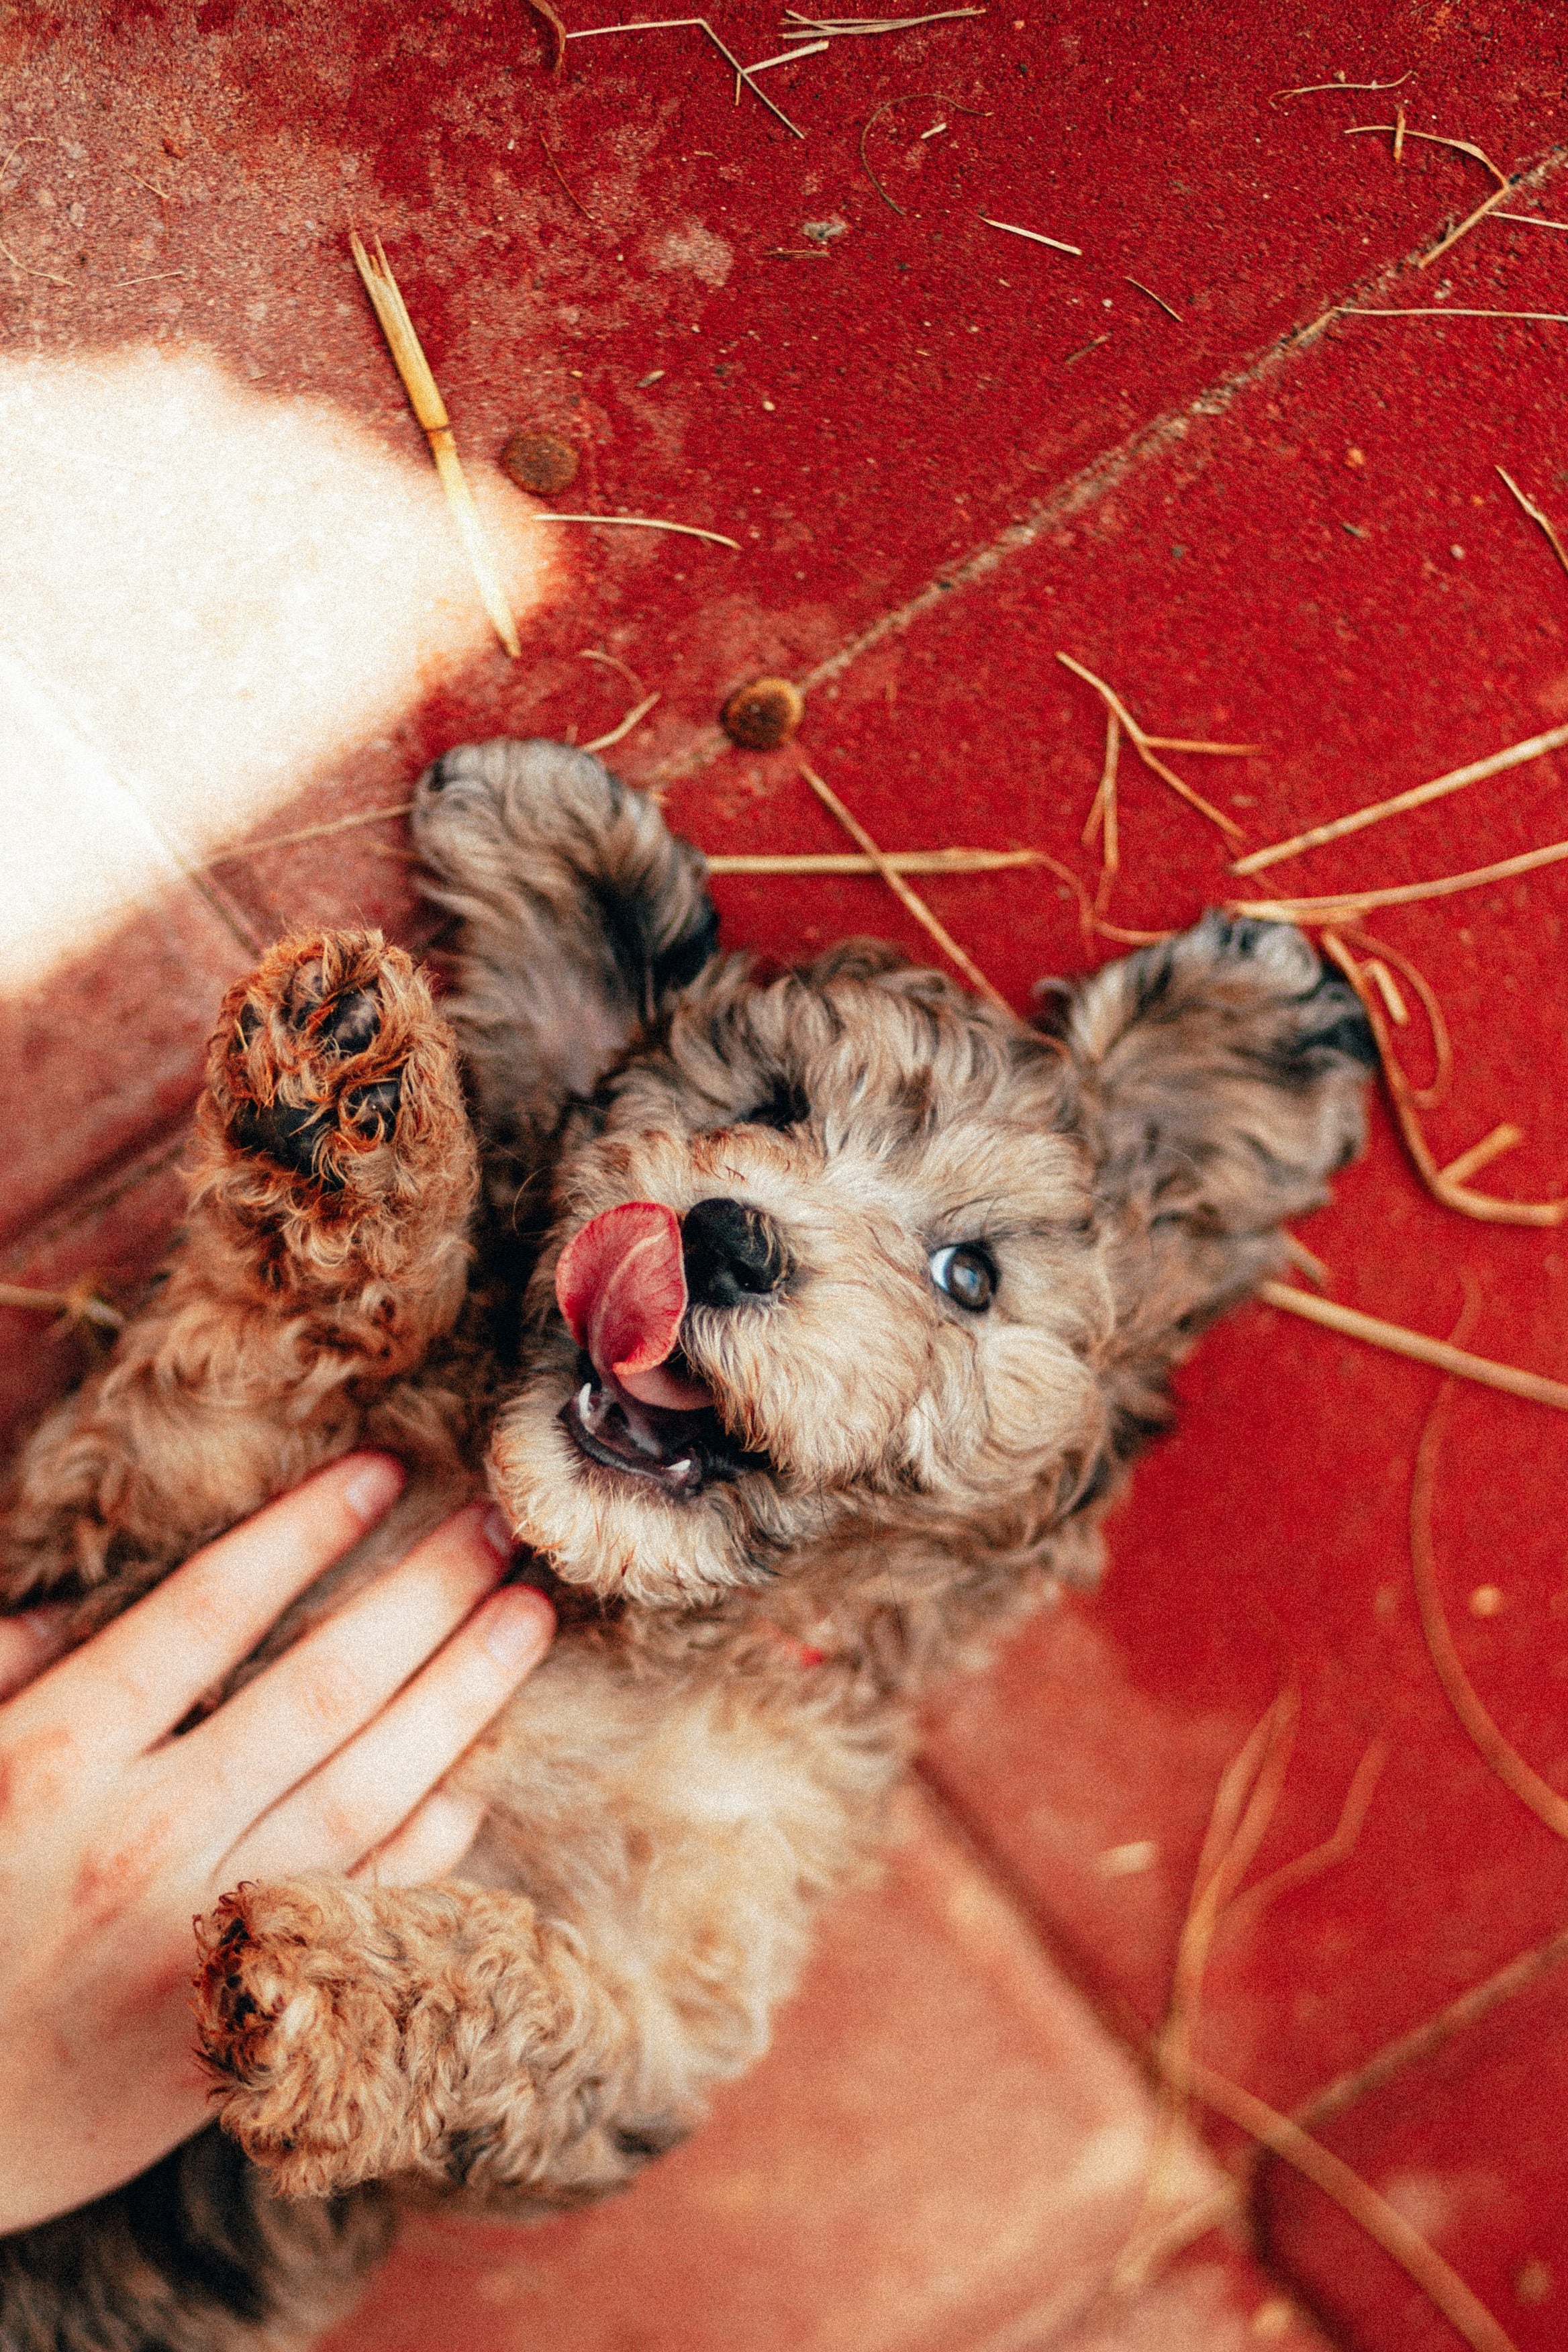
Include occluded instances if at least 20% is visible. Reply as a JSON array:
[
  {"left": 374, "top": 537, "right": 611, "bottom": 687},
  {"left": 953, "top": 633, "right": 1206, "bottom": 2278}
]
[
  {"left": 1258, "top": 1281, "right": 1568, "bottom": 1410},
  {"left": 736, "top": 38, "right": 830, "bottom": 94},
  {"left": 1299, "top": 1923, "right": 1568, "bottom": 2138},
  {"left": 1113, "top": 1694, "right": 1299, "bottom": 2286},
  {"left": 705, "top": 847, "right": 1063, "bottom": 875},
  {"left": 538, "top": 134, "right": 598, "bottom": 221},
  {"left": 1344, "top": 122, "right": 1516, "bottom": 268},
  {"left": 565, "top": 20, "right": 805, "bottom": 136},
  {"left": 532, "top": 512, "right": 742, "bottom": 549},
  {"left": 797, "top": 762, "right": 1013, "bottom": 1013},
  {"left": 1082, "top": 711, "right": 1121, "bottom": 913},
  {"left": 1231, "top": 831, "right": 1568, "bottom": 921},
  {"left": 1409, "top": 1299, "right": 1568, "bottom": 1842},
  {"left": 980, "top": 215, "right": 1082, "bottom": 256},
  {"left": 1438, "top": 1123, "right": 1524, "bottom": 1186},
  {"left": 1183, "top": 2062, "right": 1518, "bottom": 2352},
  {"left": 1220, "top": 1736, "right": 1389, "bottom": 1941},
  {"left": 1337, "top": 924, "right": 1451, "bottom": 1106},
  {"left": 350, "top": 234, "right": 520, "bottom": 658},
  {"left": 1340, "top": 305, "right": 1568, "bottom": 324},
  {"left": 1230, "top": 717, "right": 1568, "bottom": 875},
  {"left": 1124, "top": 275, "right": 1182, "bottom": 320},
  {"left": 0, "top": 1280, "right": 124, "bottom": 1332},
  {"left": 1496, "top": 465, "right": 1568, "bottom": 583},
  {"left": 1138, "top": 1919, "right": 1568, "bottom": 2284},
  {"left": 1269, "top": 70, "right": 1411, "bottom": 102},
  {"left": 1055, "top": 653, "right": 1251, "bottom": 846},
  {"left": 524, "top": 0, "right": 568, "bottom": 70},
  {"left": 584, "top": 689, "right": 661, "bottom": 752},
  {"left": 1116, "top": 1699, "right": 1518, "bottom": 2352},
  {"left": 861, "top": 93, "right": 987, "bottom": 215},
  {"left": 0, "top": 136, "right": 72, "bottom": 286},
  {"left": 201, "top": 803, "right": 415, "bottom": 870},
  {"left": 1316, "top": 931, "right": 1568, "bottom": 1224},
  {"left": 783, "top": 7, "right": 987, "bottom": 32}
]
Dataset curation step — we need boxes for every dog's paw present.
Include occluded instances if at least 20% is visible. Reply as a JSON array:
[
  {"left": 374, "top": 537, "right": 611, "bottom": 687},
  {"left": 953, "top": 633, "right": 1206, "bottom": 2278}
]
[
  {"left": 413, "top": 739, "right": 719, "bottom": 1006},
  {"left": 211, "top": 933, "right": 424, "bottom": 1190},
  {"left": 1070, "top": 911, "right": 1376, "bottom": 1232},
  {"left": 1176, "top": 913, "right": 1376, "bottom": 1079},
  {"left": 194, "top": 1883, "right": 407, "bottom": 2196}
]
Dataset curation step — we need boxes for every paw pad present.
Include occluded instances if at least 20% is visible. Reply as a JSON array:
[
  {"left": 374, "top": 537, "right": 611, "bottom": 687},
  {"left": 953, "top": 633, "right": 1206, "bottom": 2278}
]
[{"left": 226, "top": 961, "right": 404, "bottom": 1181}]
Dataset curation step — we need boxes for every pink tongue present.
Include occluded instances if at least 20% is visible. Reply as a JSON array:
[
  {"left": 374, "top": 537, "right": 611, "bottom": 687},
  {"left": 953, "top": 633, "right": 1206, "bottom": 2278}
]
[{"left": 555, "top": 1202, "right": 712, "bottom": 1410}]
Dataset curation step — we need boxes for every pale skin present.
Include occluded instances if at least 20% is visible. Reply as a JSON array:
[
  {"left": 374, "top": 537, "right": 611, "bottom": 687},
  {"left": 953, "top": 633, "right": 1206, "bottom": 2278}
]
[{"left": 0, "top": 1452, "right": 555, "bottom": 2236}]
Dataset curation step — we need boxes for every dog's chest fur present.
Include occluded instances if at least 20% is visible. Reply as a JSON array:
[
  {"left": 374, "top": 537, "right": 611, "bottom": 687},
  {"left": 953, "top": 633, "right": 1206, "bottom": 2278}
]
[{"left": 450, "top": 1619, "right": 907, "bottom": 2148}]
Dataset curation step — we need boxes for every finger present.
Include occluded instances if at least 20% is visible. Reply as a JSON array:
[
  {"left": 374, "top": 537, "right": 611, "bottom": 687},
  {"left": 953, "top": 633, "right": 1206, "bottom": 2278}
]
[
  {"left": 348, "top": 1786, "right": 489, "bottom": 1887},
  {"left": 220, "top": 1583, "right": 552, "bottom": 1882},
  {"left": 20, "top": 1454, "right": 407, "bottom": 1759},
  {"left": 191, "top": 1503, "right": 521, "bottom": 1829},
  {"left": 0, "top": 1606, "right": 70, "bottom": 1702}
]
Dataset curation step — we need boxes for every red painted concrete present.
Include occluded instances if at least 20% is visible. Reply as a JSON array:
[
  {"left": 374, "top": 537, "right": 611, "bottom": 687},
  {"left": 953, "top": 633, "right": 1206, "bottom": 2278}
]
[
  {"left": 5, "top": 5, "right": 1568, "bottom": 2348},
  {"left": 322, "top": 1796, "right": 1332, "bottom": 2352}
]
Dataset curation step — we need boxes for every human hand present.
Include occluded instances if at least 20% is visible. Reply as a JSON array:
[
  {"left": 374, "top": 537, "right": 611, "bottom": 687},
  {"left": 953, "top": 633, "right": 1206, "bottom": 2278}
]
[{"left": 0, "top": 1455, "right": 553, "bottom": 2234}]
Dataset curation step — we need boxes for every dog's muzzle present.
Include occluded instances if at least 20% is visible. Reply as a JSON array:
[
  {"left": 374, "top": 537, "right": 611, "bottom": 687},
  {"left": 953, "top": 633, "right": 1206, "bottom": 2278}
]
[{"left": 554, "top": 1199, "right": 783, "bottom": 1496}]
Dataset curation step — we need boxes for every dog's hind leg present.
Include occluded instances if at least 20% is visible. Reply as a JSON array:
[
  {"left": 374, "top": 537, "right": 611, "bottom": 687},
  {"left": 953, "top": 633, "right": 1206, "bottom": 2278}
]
[
  {"left": 411, "top": 740, "right": 719, "bottom": 1193},
  {"left": 190, "top": 1730, "right": 841, "bottom": 2209},
  {"left": 1, "top": 931, "right": 479, "bottom": 1614},
  {"left": 1061, "top": 912, "right": 1376, "bottom": 1455},
  {"left": 193, "top": 1874, "right": 681, "bottom": 2203}
]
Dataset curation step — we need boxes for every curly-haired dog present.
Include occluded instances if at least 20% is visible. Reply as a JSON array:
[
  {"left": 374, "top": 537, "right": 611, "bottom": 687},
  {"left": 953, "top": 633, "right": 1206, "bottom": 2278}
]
[{"left": 0, "top": 742, "right": 1375, "bottom": 2351}]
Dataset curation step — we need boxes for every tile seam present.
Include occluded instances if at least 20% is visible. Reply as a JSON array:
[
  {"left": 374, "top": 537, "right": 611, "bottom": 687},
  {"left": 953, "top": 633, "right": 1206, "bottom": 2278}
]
[{"left": 646, "top": 142, "right": 1567, "bottom": 789}]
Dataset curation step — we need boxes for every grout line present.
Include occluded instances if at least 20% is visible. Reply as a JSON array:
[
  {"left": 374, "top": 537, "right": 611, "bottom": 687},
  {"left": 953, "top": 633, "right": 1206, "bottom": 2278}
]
[
  {"left": 906, "top": 1763, "right": 1253, "bottom": 2352},
  {"left": 0, "top": 1122, "right": 193, "bottom": 1275},
  {"left": 643, "top": 141, "right": 1567, "bottom": 791},
  {"left": 912, "top": 1755, "right": 1161, "bottom": 2054}
]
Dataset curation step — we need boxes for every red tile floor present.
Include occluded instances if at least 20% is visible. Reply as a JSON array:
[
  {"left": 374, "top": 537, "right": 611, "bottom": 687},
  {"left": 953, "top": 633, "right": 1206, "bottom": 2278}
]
[{"left": 5, "top": 5, "right": 1568, "bottom": 2347}]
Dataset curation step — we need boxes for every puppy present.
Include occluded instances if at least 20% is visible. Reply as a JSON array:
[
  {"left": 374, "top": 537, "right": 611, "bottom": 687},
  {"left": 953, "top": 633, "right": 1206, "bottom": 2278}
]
[{"left": 0, "top": 742, "right": 1374, "bottom": 2352}]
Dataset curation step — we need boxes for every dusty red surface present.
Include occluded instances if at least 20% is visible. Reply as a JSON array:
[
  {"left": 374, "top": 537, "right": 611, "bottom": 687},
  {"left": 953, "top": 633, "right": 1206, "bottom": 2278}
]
[{"left": 6, "top": 5, "right": 1568, "bottom": 2349}]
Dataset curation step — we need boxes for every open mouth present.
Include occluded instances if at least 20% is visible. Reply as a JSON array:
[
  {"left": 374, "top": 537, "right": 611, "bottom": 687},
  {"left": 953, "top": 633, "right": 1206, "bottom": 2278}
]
[
  {"left": 552, "top": 1198, "right": 774, "bottom": 1498},
  {"left": 561, "top": 1354, "right": 769, "bottom": 1498}
]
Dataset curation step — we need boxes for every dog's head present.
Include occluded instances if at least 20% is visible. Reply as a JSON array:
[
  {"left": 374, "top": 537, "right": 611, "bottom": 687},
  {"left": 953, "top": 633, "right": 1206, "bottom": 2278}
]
[
  {"left": 415, "top": 744, "right": 1373, "bottom": 1614},
  {"left": 489, "top": 946, "right": 1113, "bottom": 1605}
]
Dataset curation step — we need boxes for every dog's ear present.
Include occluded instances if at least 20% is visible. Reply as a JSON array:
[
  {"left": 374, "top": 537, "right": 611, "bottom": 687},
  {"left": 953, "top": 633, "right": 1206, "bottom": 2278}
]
[
  {"left": 412, "top": 740, "right": 719, "bottom": 1161},
  {"left": 1057, "top": 912, "right": 1375, "bottom": 1454}
]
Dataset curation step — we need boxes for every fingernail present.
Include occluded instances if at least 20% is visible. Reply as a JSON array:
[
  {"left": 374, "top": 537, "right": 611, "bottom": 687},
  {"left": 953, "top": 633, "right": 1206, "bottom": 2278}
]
[
  {"left": 480, "top": 1589, "right": 552, "bottom": 1671},
  {"left": 480, "top": 1503, "right": 518, "bottom": 1562},
  {"left": 342, "top": 1454, "right": 405, "bottom": 1523}
]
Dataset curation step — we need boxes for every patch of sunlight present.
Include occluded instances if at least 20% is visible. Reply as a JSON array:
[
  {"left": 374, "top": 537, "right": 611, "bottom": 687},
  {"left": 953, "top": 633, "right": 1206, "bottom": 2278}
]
[{"left": 0, "top": 342, "right": 554, "bottom": 992}]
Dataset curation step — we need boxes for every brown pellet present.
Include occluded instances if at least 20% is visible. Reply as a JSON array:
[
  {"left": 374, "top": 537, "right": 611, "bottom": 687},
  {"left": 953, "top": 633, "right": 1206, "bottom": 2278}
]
[
  {"left": 722, "top": 677, "right": 805, "bottom": 750},
  {"left": 499, "top": 432, "right": 580, "bottom": 494}
]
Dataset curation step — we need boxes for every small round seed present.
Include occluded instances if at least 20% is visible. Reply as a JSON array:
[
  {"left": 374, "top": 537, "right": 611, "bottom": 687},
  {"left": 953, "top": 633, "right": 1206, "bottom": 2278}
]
[
  {"left": 499, "top": 432, "right": 580, "bottom": 494},
  {"left": 722, "top": 677, "right": 805, "bottom": 750}
]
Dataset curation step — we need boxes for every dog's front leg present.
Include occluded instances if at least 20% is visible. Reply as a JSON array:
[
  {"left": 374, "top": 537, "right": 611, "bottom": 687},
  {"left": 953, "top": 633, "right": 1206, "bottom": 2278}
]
[
  {"left": 193, "top": 1875, "right": 647, "bottom": 2203},
  {"left": 2, "top": 930, "right": 479, "bottom": 1614}
]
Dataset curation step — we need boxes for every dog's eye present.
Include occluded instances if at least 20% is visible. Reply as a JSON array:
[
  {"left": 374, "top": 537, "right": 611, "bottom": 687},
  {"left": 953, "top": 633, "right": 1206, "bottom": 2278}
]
[
  {"left": 740, "top": 1078, "right": 810, "bottom": 1132},
  {"left": 929, "top": 1244, "right": 996, "bottom": 1313}
]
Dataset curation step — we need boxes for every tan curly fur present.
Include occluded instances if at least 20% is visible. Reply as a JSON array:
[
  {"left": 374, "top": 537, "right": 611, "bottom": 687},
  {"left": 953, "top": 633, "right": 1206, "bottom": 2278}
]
[{"left": 0, "top": 738, "right": 1374, "bottom": 2351}]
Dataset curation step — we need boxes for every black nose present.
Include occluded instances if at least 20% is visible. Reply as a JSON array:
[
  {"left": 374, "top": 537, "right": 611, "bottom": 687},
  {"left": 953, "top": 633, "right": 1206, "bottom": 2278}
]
[{"left": 682, "top": 1197, "right": 791, "bottom": 1308}]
